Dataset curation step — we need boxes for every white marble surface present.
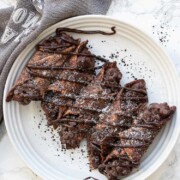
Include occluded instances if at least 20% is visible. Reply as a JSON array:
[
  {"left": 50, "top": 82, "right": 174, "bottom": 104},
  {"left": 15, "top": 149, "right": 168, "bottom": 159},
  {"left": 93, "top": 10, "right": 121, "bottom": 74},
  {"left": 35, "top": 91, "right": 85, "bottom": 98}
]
[{"left": 0, "top": 0, "right": 180, "bottom": 180}]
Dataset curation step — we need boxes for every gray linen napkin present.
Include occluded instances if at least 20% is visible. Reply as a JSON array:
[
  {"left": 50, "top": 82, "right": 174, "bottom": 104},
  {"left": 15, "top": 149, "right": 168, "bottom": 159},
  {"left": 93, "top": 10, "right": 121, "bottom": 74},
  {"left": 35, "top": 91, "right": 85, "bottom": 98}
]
[{"left": 0, "top": 0, "right": 112, "bottom": 122}]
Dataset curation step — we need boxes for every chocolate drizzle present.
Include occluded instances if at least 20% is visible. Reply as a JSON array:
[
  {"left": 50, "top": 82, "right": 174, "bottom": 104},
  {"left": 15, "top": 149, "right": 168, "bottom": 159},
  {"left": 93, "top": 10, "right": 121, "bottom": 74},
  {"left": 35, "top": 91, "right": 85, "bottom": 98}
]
[
  {"left": 27, "top": 64, "right": 103, "bottom": 71},
  {"left": 56, "top": 26, "right": 116, "bottom": 35},
  {"left": 37, "top": 51, "right": 110, "bottom": 63},
  {"left": 83, "top": 177, "right": 99, "bottom": 180}
]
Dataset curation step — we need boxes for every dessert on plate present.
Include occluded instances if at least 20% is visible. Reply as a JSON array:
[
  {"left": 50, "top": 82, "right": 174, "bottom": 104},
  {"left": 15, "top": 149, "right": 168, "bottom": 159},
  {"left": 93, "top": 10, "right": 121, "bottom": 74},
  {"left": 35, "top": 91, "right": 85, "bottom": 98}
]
[{"left": 6, "top": 27, "right": 176, "bottom": 180}]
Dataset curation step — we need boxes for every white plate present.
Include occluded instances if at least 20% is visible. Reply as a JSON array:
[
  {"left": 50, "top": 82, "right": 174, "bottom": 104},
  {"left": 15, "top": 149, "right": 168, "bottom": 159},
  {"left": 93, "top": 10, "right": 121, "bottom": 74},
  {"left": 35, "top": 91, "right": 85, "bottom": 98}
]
[{"left": 3, "top": 15, "right": 180, "bottom": 180}]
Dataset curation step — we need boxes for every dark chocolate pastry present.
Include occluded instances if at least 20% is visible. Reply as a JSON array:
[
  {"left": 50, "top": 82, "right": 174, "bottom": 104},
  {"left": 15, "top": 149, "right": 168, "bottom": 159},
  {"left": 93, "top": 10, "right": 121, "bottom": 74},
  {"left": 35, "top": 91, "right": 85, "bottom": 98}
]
[
  {"left": 6, "top": 32, "right": 81, "bottom": 104},
  {"left": 6, "top": 66, "right": 50, "bottom": 105},
  {"left": 57, "top": 62, "right": 122, "bottom": 149},
  {"left": 88, "top": 79, "right": 148, "bottom": 169},
  {"left": 41, "top": 39, "right": 96, "bottom": 128},
  {"left": 98, "top": 103, "right": 176, "bottom": 180}
]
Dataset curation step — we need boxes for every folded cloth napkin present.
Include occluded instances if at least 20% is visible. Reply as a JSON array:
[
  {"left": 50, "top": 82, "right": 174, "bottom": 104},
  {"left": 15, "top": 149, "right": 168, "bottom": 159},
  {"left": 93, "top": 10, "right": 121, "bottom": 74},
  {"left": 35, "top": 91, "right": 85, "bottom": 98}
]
[{"left": 0, "top": 0, "right": 112, "bottom": 122}]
